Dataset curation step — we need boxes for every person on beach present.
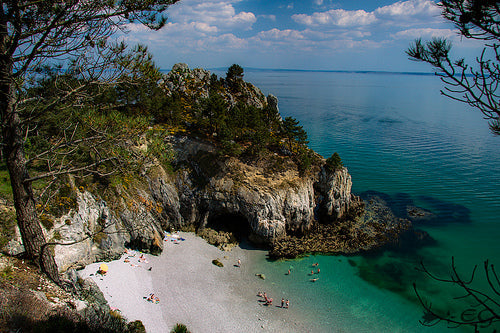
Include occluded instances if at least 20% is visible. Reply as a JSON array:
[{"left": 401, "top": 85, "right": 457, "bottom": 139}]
[
  {"left": 237, "top": 259, "right": 241, "bottom": 267},
  {"left": 281, "top": 298, "right": 285, "bottom": 308},
  {"left": 147, "top": 293, "right": 160, "bottom": 303},
  {"left": 285, "top": 299, "right": 289, "bottom": 308}
]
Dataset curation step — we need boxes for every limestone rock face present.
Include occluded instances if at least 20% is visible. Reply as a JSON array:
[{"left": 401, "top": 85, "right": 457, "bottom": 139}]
[
  {"left": 316, "top": 166, "right": 355, "bottom": 221},
  {"left": 161, "top": 63, "right": 268, "bottom": 109},
  {"left": 148, "top": 136, "right": 354, "bottom": 243},
  {"left": 52, "top": 191, "right": 128, "bottom": 272},
  {"left": 52, "top": 187, "right": 167, "bottom": 272},
  {"left": 3, "top": 132, "right": 360, "bottom": 271},
  {"left": 163, "top": 63, "right": 211, "bottom": 100}
]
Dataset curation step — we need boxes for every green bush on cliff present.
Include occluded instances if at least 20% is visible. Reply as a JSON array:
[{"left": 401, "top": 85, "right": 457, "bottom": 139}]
[{"left": 325, "top": 152, "right": 343, "bottom": 172}]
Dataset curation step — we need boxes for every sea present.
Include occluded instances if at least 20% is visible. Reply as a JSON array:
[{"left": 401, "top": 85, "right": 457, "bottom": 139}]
[{"left": 211, "top": 68, "right": 500, "bottom": 332}]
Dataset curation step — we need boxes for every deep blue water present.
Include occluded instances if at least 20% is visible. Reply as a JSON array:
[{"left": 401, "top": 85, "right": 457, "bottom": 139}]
[{"left": 212, "top": 69, "right": 500, "bottom": 332}]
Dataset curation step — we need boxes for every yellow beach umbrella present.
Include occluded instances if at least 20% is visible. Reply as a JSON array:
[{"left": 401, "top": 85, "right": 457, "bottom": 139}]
[{"left": 99, "top": 263, "right": 108, "bottom": 273}]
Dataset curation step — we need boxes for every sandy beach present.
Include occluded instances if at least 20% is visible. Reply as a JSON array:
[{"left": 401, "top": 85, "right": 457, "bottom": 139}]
[{"left": 78, "top": 232, "right": 309, "bottom": 332}]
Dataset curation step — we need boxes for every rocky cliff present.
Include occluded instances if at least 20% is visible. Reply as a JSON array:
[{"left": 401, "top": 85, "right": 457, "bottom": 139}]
[
  {"left": 4, "top": 135, "right": 362, "bottom": 270},
  {"left": 1, "top": 64, "right": 412, "bottom": 271}
]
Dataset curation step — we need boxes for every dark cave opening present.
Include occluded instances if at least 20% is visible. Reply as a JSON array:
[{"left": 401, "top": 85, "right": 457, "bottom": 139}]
[{"left": 205, "top": 213, "right": 251, "bottom": 242}]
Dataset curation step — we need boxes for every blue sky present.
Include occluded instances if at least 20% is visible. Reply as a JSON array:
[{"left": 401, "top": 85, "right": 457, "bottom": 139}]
[{"left": 123, "top": 0, "right": 482, "bottom": 72}]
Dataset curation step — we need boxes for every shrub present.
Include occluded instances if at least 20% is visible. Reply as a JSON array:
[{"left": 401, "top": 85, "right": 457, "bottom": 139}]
[
  {"left": 325, "top": 152, "right": 343, "bottom": 172},
  {"left": 127, "top": 320, "right": 146, "bottom": 333},
  {"left": 171, "top": 323, "right": 190, "bottom": 333}
]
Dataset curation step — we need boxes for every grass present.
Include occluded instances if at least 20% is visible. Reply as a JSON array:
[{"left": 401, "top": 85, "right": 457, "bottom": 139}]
[
  {"left": 0, "top": 209, "right": 16, "bottom": 250},
  {"left": 0, "top": 163, "right": 12, "bottom": 200}
]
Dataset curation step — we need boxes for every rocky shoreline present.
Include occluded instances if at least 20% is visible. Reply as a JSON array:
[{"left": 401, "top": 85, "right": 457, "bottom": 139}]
[
  {"left": 268, "top": 195, "right": 416, "bottom": 259},
  {"left": 198, "top": 193, "right": 434, "bottom": 260}
]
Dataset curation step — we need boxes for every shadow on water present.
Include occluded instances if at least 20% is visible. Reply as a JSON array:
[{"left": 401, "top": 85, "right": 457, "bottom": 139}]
[
  {"left": 359, "top": 190, "right": 472, "bottom": 226},
  {"left": 352, "top": 190, "right": 473, "bottom": 312}
]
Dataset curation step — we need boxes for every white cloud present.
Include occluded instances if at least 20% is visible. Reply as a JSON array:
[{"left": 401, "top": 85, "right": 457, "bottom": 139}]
[
  {"left": 252, "top": 27, "right": 381, "bottom": 53},
  {"left": 293, "top": 0, "right": 441, "bottom": 28},
  {"left": 293, "top": 9, "right": 376, "bottom": 27},
  {"left": 259, "top": 14, "right": 277, "bottom": 21},
  {"left": 121, "top": 0, "right": 456, "bottom": 70},
  {"left": 392, "top": 28, "right": 456, "bottom": 40},
  {"left": 375, "top": 0, "right": 441, "bottom": 19},
  {"left": 206, "top": 33, "right": 248, "bottom": 49},
  {"left": 167, "top": 0, "right": 256, "bottom": 31}
]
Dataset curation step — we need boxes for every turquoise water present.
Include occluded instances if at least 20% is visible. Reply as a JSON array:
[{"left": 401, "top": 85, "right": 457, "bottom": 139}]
[{"left": 227, "top": 69, "right": 500, "bottom": 332}]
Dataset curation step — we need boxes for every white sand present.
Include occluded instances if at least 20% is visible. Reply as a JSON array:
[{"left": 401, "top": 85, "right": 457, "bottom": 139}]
[{"left": 78, "top": 232, "right": 309, "bottom": 333}]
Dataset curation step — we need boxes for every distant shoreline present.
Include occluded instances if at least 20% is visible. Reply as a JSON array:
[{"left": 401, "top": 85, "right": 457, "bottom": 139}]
[{"left": 160, "top": 67, "right": 437, "bottom": 77}]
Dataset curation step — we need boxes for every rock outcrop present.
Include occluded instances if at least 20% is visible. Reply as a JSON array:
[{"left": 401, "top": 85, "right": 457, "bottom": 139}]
[
  {"left": 34, "top": 133, "right": 363, "bottom": 270},
  {"left": 0, "top": 64, "right": 412, "bottom": 269},
  {"left": 161, "top": 63, "right": 273, "bottom": 110}
]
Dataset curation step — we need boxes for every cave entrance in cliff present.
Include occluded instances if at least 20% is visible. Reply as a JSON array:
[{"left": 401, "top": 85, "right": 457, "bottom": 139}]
[{"left": 206, "top": 213, "right": 252, "bottom": 242}]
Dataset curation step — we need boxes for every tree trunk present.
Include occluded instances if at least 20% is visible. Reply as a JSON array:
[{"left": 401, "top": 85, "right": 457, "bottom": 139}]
[{"left": 0, "top": 57, "right": 60, "bottom": 284}]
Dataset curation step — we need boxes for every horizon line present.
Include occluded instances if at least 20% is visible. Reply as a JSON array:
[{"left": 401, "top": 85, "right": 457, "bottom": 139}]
[{"left": 161, "top": 66, "right": 436, "bottom": 76}]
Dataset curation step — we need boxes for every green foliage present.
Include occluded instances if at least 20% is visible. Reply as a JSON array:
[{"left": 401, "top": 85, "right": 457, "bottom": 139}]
[
  {"left": 0, "top": 163, "right": 12, "bottom": 200},
  {"left": 201, "top": 93, "right": 228, "bottom": 135},
  {"left": 0, "top": 265, "right": 14, "bottom": 281},
  {"left": 226, "top": 64, "right": 244, "bottom": 82},
  {"left": 171, "top": 323, "right": 190, "bottom": 333},
  {"left": 226, "top": 64, "right": 245, "bottom": 92},
  {"left": 325, "top": 152, "right": 343, "bottom": 172},
  {"left": 282, "top": 116, "right": 308, "bottom": 151},
  {"left": 297, "top": 148, "right": 313, "bottom": 175},
  {"left": 0, "top": 209, "right": 16, "bottom": 250},
  {"left": 127, "top": 320, "right": 146, "bottom": 333},
  {"left": 146, "top": 130, "right": 176, "bottom": 167}
]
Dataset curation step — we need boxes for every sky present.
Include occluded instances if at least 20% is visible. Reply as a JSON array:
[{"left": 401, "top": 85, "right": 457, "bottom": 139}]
[{"left": 122, "top": 0, "right": 483, "bottom": 72}]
